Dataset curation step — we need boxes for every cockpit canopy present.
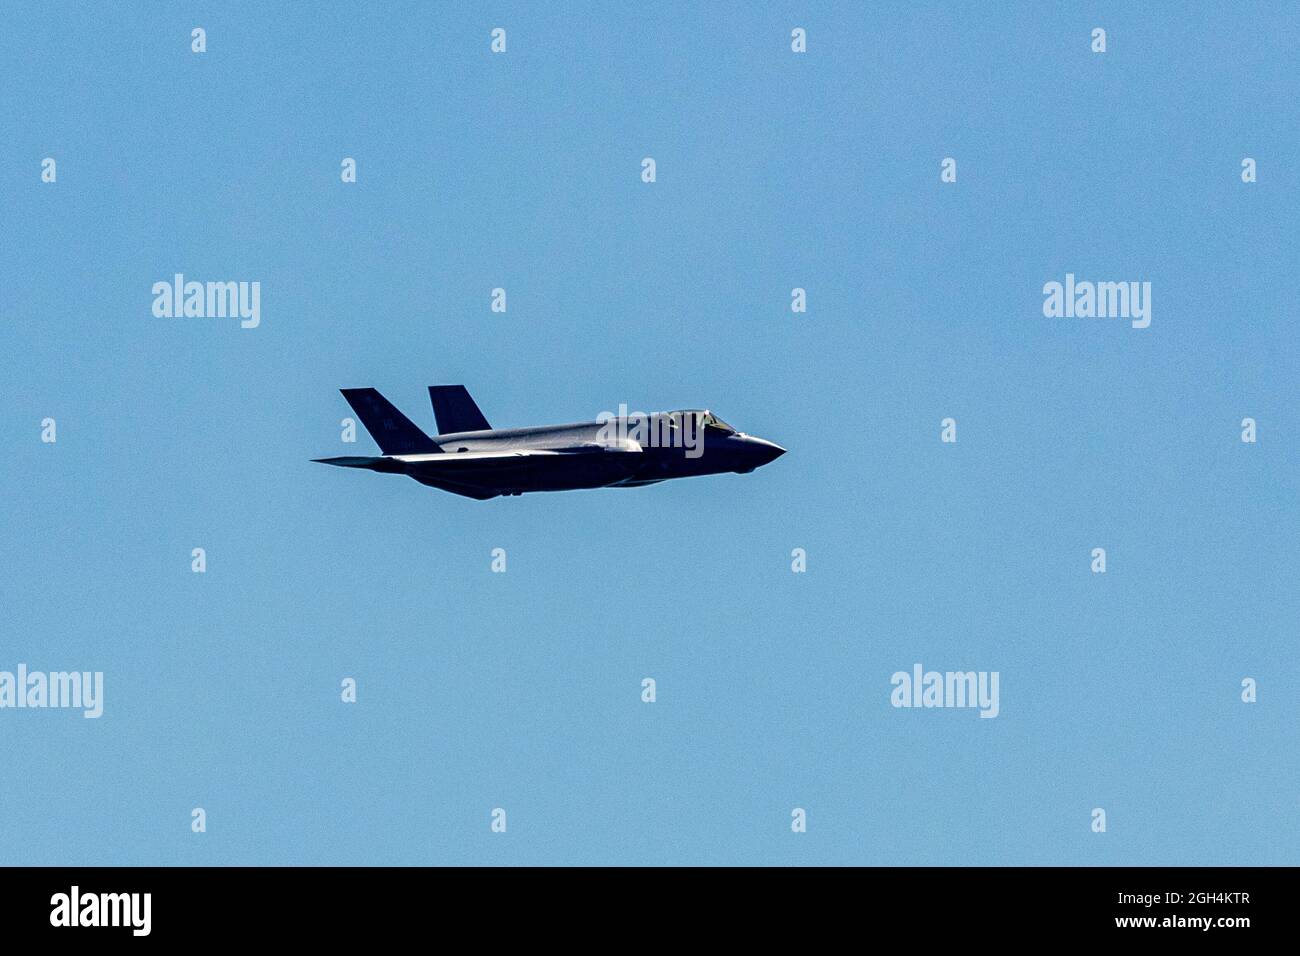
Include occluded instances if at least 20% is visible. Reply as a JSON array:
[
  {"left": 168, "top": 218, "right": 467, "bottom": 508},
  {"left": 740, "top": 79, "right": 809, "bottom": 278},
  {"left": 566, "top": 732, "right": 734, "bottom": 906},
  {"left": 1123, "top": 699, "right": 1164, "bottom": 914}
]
[{"left": 663, "top": 409, "right": 737, "bottom": 435}]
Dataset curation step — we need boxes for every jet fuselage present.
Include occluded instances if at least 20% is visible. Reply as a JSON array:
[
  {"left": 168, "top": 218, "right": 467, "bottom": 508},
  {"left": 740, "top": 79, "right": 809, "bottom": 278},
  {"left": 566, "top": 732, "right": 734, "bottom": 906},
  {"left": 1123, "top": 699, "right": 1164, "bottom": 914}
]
[{"left": 315, "top": 388, "right": 784, "bottom": 500}]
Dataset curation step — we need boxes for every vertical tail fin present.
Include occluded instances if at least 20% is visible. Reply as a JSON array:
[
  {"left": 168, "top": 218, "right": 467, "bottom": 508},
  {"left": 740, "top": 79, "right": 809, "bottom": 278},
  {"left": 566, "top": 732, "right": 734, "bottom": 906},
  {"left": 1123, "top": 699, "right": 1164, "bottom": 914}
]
[
  {"left": 340, "top": 388, "right": 440, "bottom": 455},
  {"left": 428, "top": 385, "right": 492, "bottom": 434}
]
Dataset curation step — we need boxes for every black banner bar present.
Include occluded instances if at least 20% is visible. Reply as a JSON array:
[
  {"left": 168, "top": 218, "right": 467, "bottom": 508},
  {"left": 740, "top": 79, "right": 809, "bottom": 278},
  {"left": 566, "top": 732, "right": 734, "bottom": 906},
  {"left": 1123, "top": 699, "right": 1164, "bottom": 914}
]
[{"left": 0, "top": 866, "right": 1285, "bottom": 942}]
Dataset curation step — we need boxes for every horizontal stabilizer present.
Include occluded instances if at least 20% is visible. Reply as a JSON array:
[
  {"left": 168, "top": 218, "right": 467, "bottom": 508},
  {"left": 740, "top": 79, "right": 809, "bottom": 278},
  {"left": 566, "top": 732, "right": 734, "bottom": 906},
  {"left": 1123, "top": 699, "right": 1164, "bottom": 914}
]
[
  {"left": 313, "top": 456, "right": 385, "bottom": 469},
  {"left": 312, "top": 456, "right": 412, "bottom": 475}
]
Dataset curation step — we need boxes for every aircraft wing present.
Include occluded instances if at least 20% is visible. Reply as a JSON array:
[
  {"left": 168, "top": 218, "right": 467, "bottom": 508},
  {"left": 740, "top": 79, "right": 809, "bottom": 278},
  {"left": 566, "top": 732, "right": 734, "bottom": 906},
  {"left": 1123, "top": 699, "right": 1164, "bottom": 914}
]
[
  {"left": 392, "top": 440, "right": 642, "bottom": 466},
  {"left": 396, "top": 443, "right": 644, "bottom": 494}
]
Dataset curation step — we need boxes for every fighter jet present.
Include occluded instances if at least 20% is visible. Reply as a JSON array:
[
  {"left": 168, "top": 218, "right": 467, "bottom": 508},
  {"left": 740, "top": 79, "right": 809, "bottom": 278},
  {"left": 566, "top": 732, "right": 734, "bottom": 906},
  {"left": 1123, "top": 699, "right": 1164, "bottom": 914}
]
[{"left": 313, "top": 386, "right": 785, "bottom": 500}]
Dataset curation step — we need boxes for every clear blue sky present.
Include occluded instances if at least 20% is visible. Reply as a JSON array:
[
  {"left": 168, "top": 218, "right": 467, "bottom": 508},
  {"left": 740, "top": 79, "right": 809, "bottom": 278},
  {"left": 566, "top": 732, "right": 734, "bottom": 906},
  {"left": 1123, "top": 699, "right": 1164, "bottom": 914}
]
[{"left": 2, "top": 3, "right": 1296, "bottom": 865}]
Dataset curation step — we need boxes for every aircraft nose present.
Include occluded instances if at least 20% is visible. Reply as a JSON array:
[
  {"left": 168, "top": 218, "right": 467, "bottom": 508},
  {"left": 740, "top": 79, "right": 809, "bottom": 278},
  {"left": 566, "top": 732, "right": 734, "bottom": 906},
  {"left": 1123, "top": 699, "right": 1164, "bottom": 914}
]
[{"left": 748, "top": 436, "right": 786, "bottom": 466}]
